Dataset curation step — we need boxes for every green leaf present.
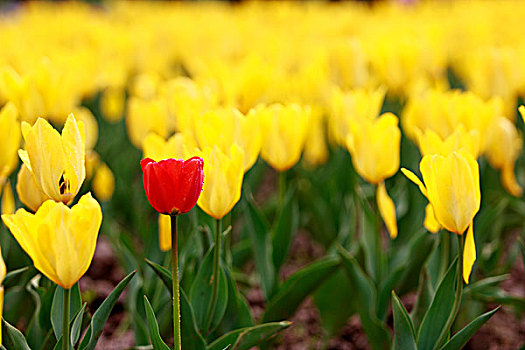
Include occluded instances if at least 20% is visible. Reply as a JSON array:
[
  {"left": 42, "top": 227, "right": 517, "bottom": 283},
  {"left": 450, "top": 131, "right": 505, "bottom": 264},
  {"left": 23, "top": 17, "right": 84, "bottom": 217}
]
[
  {"left": 3, "top": 266, "right": 29, "bottom": 285},
  {"left": 417, "top": 259, "right": 458, "bottom": 350},
  {"left": 143, "top": 296, "right": 171, "bottom": 350},
  {"left": 518, "top": 237, "right": 525, "bottom": 272},
  {"left": 262, "top": 256, "right": 340, "bottom": 323},
  {"left": 377, "top": 265, "right": 403, "bottom": 321},
  {"left": 244, "top": 194, "right": 276, "bottom": 299},
  {"left": 440, "top": 307, "right": 500, "bottom": 350},
  {"left": 181, "top": 289, "right": 206, "bottom": 350},
  {"left": 206, "top": 322, "right": 291, "bottom": 350},
  {"left": 2, "top": 318, "right": 31, "bottom": 350},
  {"left": 272, "top": 186, "right": 299, "bottom": 272},
  {"left": 464, "top": 274, "right": 508, "bottom": 296},
  {"left": 410, "top": 268, "right": 433, "bottom": 330},
  {"left": 313, "top": 269, "right": 355, "bottom": 338},
  {"left": 145, "top": 258, "right": 173, "bottom": 295},
  {"left": 71, "top": 303, "right": 87, "bottom": 347},
  {"left": 338, "top": 246, "right": 391, "bottom": 350},
  {"left": 51, "top": 283, "right": 82, "bottom": 340},
  {"left": 189, "top": 247, "right": 228, "bottom": 334},
  {"left": 392, "top": 292, "right": 416, "bottom": 350},
  {"left": 79, "top": 270, "right": 136, "bottom": 350}
]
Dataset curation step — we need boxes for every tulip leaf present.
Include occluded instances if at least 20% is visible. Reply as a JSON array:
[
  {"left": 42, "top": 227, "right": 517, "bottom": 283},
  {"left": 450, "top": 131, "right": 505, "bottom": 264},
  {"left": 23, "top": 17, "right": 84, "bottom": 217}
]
[
  {"left": 79, "top": 270, "right": 136, "bottom": 350},
  {"left": 181, "top": 289, "right": 207, "bottom": 350},
  {"left": 439, "top": 306, "right": 500, "bottom": 350},
  {"left": 206, "top": 321, "right": 291, "bottom": 350},
  {"left": 392, "top": 291, "right": 417, "bottom": 350},
  {"left": 52, "top": 303, "right": 87, "bottom": 350},
  {"left": 244, "top": 194, "right": 276, "bottom": 299},
  {"left": 261, "top": 256, "right": 340, "bottom": 323},
  {"left": 272, "top": 185, "right": 299, "bottom": 272},
  {"left": 143, "top": 296, "right": 171, "bottom": 350},
  {"left": 3, "top": 266, "right": 29, "bottom": 285},
  {"left": 2, "top": 318, "right": 31, "bottom": 350},
  {"left": 377, "top": 265, "right": 404, "bottom": 321},
  {"left": 410, "top": 268, "right": 434, "bottom": 330},
  {"left": 463, "top": 274, "right": 508, "bottom": 296},
  {"left": 145, "top": 258, "right": 173, "bottom": 295},
  {"left": 416, "top": 259, "right": 458, "bottom": 350},
  {"left": 50, "top": 283, "right": 82, "bottom": 340},
  {"left": 338, "top": 246, "right": 391, "bottom": 350},
  {"left": 189, "top": 247, "right": 228, "bottom": 335}
]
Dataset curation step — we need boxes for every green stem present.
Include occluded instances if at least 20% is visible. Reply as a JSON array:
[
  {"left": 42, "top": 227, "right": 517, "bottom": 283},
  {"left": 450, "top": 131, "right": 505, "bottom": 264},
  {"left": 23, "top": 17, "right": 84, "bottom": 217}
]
[
  {"left": 171, "top": 215, "right": 181, "bottom": 350},
  {"left": 279, "top": 171, "right": 286, "bottom": 208},
  {"left": 205, "top": 218, "right": 222, "bottom": 334},
  {"left": 435, "top": 233, "right": 464, "bottom": 349},
  {"left": 62, "top": 287, "right": 70, "bottom": 350}
]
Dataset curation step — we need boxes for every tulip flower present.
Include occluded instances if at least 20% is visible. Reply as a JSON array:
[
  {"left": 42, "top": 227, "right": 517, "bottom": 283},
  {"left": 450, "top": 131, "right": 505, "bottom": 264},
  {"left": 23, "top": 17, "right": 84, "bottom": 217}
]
[
  {"left": 141, "top": 156, "right": 204, "bottom": 350},
  {"left": 92, "top": 162, "right": 115, "bottom": 202},
  {"left": 0, "top": 102, "right": 21, "bottom": 181},
  {"left": 100, "top": 86, "right": 125, "bottom": 123},
  {"left": 141, "top": 157, "right": 204, "bottom": 216},
  {"left": 346, "top": 112, "right": 401, "bottom": 238},
  {"left": 401, "top": 149, "right": 480, "bottom": 283},
  {"left": 16, "top": 164, "right": 48, "bottom": 212},
  {"left": 416, "top": 125, "right": 481, "bottom": 158},
  {"left": 142, "top": 132, "right": 197, "bottom": 163},
  {"left": 18, "top": 114, "right": 85, "bottom": 206},
  {"left": 126, "top": 96, "right": 171, "bottom": 148}
]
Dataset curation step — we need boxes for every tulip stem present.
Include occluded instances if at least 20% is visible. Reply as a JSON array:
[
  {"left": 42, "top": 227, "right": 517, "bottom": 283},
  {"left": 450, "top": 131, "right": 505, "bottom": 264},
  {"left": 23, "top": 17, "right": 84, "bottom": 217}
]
[
  {"left": 170, "top": 215, "right": 181, "bottom": 350},
  {"left": 435, "top": 233, "right": 464, "bottom": 349},
  {"left": 62, "top": 287, "right": 70, "bottom": 350},
  {"left": 205, "top": 218, "right": 222, "bottom": 334},
  {"left": 279, "top": 171, "right": 286, "bottom": 207}
]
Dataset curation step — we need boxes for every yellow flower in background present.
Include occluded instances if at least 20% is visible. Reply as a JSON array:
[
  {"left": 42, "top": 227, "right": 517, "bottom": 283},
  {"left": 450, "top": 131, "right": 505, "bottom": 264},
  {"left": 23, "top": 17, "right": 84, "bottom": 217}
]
[
  {"left": 0, "top": 245, "right": 5, "bottom": 344},
  {"left": 142, "top": 132, "right": 198, "bottom": 162},
  {"left": 416, "top": 125, "right": 481, "bottom": 158},
  {"left": 92, "top": 162, "right": 115, "bottom": 202},
  {"left": 0, "top": 102, "right": 21, "bottom": 180},
  {"left": 303, "top": 105, "right": 328, "bottom": 167},
  {"left": 195, "top": 107, "right": 261, "bottom": 172},
  {"left": 258, "top": 103, "right": 310, "bottom": 172},
  {"left": 100, "top": 87, "right": 126, "bottom": 123},
  {"left": 2, "top": 193, "right": 102, "bottom": 289},
  {"left": 1, "top": 181, "right": 15, "bottom": 215},
  {"left": 19, "top": 114, "right": 85, "bottom": 205},
  {"left": 346, "top": 113, "right": 400, "bottom": 185},
  {"left": 519, "top": 105, "right": 525, "bottom": 122},
  {"left": 73, "top": 106, "right": 99, "bottom": 151},
  {"left": 198, "top": 144, "right": 244, "bottom": 220},
  {"left": 126, "top": 96, "right": 170, "bottom": 148},
  {"left": 158, "top": 214, "right": 171, "bottom": 251},
  {"left": 16, "top": 164, "right": 48, "bottom": 212},
  {"left": 402, "top": 150, "right": 480, "bottom": 283},
  {"left": 484, "top": 116, "right": 522, "bottom": 197},
  {"left": 346, "top": 112, "right": 401, "bottom": 239}
]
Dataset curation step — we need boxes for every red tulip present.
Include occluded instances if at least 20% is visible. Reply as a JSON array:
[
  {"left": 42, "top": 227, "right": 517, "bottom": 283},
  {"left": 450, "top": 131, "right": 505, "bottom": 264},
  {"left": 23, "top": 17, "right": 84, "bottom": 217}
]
[{"left": 141, "top": 157, "right": 204, "bottom": 215}]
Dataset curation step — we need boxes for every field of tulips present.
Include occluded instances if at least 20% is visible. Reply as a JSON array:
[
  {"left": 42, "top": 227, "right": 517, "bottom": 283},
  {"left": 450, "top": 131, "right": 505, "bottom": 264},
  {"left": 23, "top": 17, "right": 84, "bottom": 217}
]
[{"left": 0, "top": 1, "right": 525, "bottom": 349}]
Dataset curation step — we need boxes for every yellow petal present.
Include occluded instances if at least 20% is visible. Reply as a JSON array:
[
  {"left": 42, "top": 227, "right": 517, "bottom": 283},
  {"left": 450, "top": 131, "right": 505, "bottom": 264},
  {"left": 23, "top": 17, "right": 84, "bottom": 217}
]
[
  {"left": 61, "top": 114, "right": 86, "bottom": 204},
  {"left": 424, "top": 204, "right": 441, "bottom": 234},
  {"left": 158, "top": 214, "right": 171, "bottom": 251},
  {"left": 92, "top": 162, "right": 115, "bottom": 202},
  {"left": 519, "top": 105, "right": 525, "bottom": 124},
  {"left": 1, "top": 180, "right": 15, "bottom": 215},
  {"left": 401, "top": 168, "right": 428, "bottom": 198},
  {"left": 502, "top": 163, "right": 522, "bottom": 197},
  {"left": 376, "top": 182, "right": 397, "bottom": 239},
  {"left": 463, "top": 223, "right": 476, "bottom": 284},
  {"left": 16, "top": 164, "right": 48, "bottom": 212}
]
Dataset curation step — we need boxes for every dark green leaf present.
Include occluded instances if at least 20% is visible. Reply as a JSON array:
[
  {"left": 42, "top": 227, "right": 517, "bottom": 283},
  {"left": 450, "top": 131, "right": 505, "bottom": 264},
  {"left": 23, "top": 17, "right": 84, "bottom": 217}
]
[
  {"left": 464, "top": 275, "right": 508, "bottom": 296},
  {"left": 51, "top": 283, "right": 82, "bottom": 340},
  {"left": 145, "top": 258, "right": 173, "bottom": 295},
  {"left": 272, "top": 186, "right": 299, "bottom": 272},
  {"left": 181, "top": 289, "right": 206, "bottom": 350},
  {"left": 244, "top": 194, "right": 276, "bottom": 299},
  {"left": 3, "top": 266, "right": 29, "bottom": 285},
  {"left": 189, "top": 247, "right": 228, "bottom": 334},
  {"left": 417, "top": 260, "right": 458, "bottom": 350},
  {"left": 79, "top": 270, "right": 136, "bottom": 350},
  {"left": 2, "top": 318, "right": 31, "bottom": 350},
  {"left": 206, "top": 322, "right": 291, "bottom": 350},
  {"left": 338, "top": 246, "right": 391, "bottom": 350},
  {"left": 392, "top": 292, "right": 416, "bottom": 350},
  {"left": 377, "top": 265, "right": 403, "bottom": 321},
  {"left": 440, "top": 307, "right": 500, "bottom": 350},
  {"left": 143, "top": 296, "right": 171, "bottom": 350},
  {"left": 71, "top": 303, "right": 87, "bottom": 347},
  {"left": 410, "top": 268, "right": 433, "bottom": 330},
  {"left": 262, "top": 256, "right": 340, "bottom": 323}
]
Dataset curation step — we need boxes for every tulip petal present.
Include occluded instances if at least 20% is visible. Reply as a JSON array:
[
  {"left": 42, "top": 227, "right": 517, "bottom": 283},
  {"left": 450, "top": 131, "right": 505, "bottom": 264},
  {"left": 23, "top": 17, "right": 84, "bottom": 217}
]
[
  {"left": 423, "top": 204, "right": 441, "bottom": 233},
  {"left": 401, "top": 168, "right": 428, "bottom": 197},
  {"left": 501, "top": 163, "right": 522, "bottom": 197},
  {"left": 1, "top": 180, "right": 14, "bottom": 215},
  {"left": 376, "top": 182, "right": 397, "bottom": 239},
  {"left": 158, "top": 214, "right": 171, "bottom": 251},
  {"left": 61, "top": 114, "right": 86, "bottom": 203},
  {"left": 463, "top": 223, "right": 476, "bottom": 284},
  {"left": 16, "top": 164, "right": 48, "bottom": 212}
]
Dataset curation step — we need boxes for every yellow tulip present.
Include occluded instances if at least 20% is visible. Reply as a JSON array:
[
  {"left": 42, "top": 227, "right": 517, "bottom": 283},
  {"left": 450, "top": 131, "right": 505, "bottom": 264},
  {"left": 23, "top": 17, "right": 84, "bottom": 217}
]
[
  {"left": 0, "top": 102, "right": 21, "bottom": 180},
  {"left": 142, "top": 132, "right": 197, "bottom": 162},
  {"left": 376, "top": 182, "right": 398, "bottom": 239},
  {"left": 92, "top": 162, "right": 115, "bottom": 202},
  {"left": 424, "top": 204, "right": 441, "bottom": 234},
  {"left": 16, "top": 164, "right": 48, "bottom": 212},
  {"left": 195, "top": 107, "right": 262, "bottom": 172},
  {"left": 258, "top": 103, "right": 310, "bottom": 172},
  {"left": 158, "top": 214, "right": 171, "bottom": 251},
  {"left": 2, "top": 193, "right": 102, "bottom": 289},
  {"left": 402, "top": 149, "right": 480, "bottom": 283},
  {"left": 416, "top": 125, "right": 480, "bottom": 158},
  {"left": 100, "top": 87, "right": 125, "bottom": 123},
  {"left": 484, "top": 116, "right": 522, "bottom": 197},
  {"left": 126, "top": 96, "right": 170, "bottom": 148},
  {"left": 197, "top": 144, "right": 244, "bottom": 220},
  {"left": 73, "top": 106, "right": 99, "bottom": 151},
  {"left": 19, "top": 114, "right": 85, "bottom": 206},
  {"left": 346, "top": 113, "right": 400, "bottom": 185},
  {"left": 303, "top": 105, "right": 328, "bottom": 167},
  {"left": 1, "top": 180, "right": 15, "bottom": 215}
]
